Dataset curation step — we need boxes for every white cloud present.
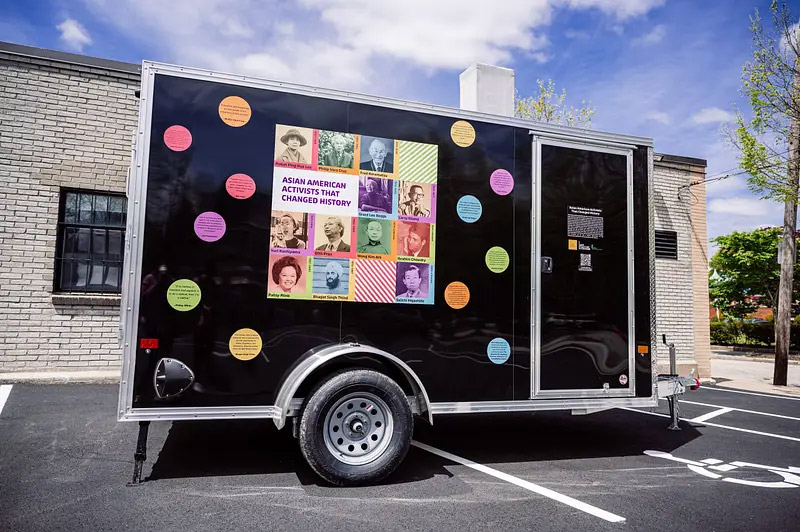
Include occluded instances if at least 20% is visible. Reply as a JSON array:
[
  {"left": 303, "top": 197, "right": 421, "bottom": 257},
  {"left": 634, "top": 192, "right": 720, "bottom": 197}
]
[
  {"left": 57, "top": 18, "right": 92, "bottom": 52},
  {"left": 83, "top": 0, "right": 664, "bottom": 90},
  {"left": 645, "top": 111, "right": 670, "bottom": 124},
  {"left": 708, "top": 197, "right": 771, "bottom": 217},
  {"left": 690, "top": 107, "right": 736, "bottom": 124},
  {"left": 564, "top": 29, "right": 590, "bottom": 39},
  {"left": 631, "top": 24, "right": 665, "bottom": 46}
]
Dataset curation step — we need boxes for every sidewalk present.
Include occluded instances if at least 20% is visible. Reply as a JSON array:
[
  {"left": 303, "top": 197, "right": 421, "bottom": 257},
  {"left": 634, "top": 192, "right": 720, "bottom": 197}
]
[{"left": 710, "top": 355, "right": 800, "bottom": 397}]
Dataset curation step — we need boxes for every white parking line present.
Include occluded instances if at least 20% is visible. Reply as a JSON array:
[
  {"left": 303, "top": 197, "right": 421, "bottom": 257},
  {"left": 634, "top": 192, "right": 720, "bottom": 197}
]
[
  {"left": 0, "top": 385, "right": 12, "bottom": 415},
  {"left": 666, "top": 399, "right": 800, "bottom": 422},
  {"left": 620, "top": 408, "right": 800, "bottom": 443},
  {"left": 690, "top": 407, "right": 734, "bottom": 424},
  {"left": 703, "top": 386, "right": 800, "bottom": 401},
  {"left": 411, "top": 440, "right": 626, "bottom": 523}
]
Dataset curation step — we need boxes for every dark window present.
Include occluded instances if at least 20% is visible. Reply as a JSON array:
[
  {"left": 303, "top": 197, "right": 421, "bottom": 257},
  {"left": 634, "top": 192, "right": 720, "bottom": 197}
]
[
  {"left": 655, "top": 230, "right": 678, "bottom": 260},
  {"left": 55, "top": 189, "right": 127, "bottom": 293}
]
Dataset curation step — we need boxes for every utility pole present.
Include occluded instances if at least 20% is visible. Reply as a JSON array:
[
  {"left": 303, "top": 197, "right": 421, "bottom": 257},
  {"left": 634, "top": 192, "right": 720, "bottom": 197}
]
[{"left": 774, "top": 53, "right": 800, "bottom": 386}]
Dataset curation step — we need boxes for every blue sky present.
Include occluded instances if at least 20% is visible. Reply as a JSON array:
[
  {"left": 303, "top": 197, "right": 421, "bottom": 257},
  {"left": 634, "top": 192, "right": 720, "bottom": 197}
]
[{"left": 1, "top": 0, "right": 792, "bottom": 249}]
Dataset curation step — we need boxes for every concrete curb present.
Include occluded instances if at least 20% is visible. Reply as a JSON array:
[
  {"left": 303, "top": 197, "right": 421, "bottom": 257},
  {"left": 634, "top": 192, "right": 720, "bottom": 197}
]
[{"left": 0, "top": 370, "right": 120, "bottom": 384}]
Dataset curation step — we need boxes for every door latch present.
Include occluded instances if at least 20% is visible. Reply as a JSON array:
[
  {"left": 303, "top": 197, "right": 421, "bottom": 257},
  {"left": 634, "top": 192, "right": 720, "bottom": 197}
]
[{"left": 541, "top": 256, "right": 553, "bottom": 273}]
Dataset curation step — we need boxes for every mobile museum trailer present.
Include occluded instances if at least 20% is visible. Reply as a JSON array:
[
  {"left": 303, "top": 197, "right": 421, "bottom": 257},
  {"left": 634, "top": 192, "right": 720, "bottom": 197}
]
[{"left": 119, "top": 61, "right": 697, "bottom": 486}]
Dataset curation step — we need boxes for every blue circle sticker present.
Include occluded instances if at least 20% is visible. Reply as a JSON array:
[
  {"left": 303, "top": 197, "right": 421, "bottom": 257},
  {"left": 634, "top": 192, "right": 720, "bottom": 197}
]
[
  {"left": 456, "top": 195, "right": 482, "bottom": 223},
  {"left": 487, "top": 338, "right": 510, "bottom": 364}
]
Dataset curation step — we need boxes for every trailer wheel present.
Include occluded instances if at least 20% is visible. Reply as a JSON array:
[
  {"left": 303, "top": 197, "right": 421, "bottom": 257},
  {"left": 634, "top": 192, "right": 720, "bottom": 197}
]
[{"left": 298, "top": 369, "right": 412, "bottom": 486}]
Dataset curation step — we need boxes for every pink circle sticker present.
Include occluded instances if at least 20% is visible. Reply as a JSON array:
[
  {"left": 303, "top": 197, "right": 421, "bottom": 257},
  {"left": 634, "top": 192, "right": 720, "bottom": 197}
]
[
  {"left": 225, "top": 173, "right": 256, "bottom": 200},
  {"left": 164, "top": 125, "right": 192, "bottom": 152},
  {"left": 194, "top": 212, "right": 226, "bottom": 242},
  {"left": 490, "top": 169, "right": 514, "bottom": 196}
]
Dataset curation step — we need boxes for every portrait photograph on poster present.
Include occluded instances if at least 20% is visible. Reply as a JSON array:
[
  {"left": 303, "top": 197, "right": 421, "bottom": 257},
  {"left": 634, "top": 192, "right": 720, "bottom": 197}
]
[
  {"left": 268, "top": 254, "right": 310, "bottom": 298},
  {"left": 395, "top": 262, "right": 433, "bottom": 304},
  {"left": 318, "top": 131, "right": 357, "bottom": 171},
  {"left": 313, "top": 215, "right": 354, "bottom": 255},
  {"left": 360, "top": 136, "right": 394, "bottom": 174},
  {"left": 274, "top": 125, "right": 314, "bottom": 167},
  {"left": 398, "top": 181, "right": 435, "bottom": 221},
  {"left": 312, "top": 257, "right": 351, "bottom": 297},
  {"left": 356, "top": 218, "right": 393, "bottom": 256},
  {"left": 396, "top": 221, "right": 431, "bottom": 260},
  {"left": 358, "top": 176, "right": 396, "bottom": 218},
  {"left": 269, "top": 210, "right": 309, "bottom": 252}
]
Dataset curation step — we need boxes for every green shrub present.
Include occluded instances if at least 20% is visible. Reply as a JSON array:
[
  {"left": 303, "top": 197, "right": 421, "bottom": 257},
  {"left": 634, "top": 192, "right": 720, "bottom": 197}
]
[
  {"left": 741, "top": 321, "right": 774, "bottom": 346},
  {"left": 710, "top": 321, "right": 741, "bottom": 345}
]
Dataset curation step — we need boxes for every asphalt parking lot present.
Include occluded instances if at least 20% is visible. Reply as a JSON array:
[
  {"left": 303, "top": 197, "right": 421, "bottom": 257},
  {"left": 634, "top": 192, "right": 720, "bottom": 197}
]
[{"left": 0, "top": 384, "right": 798, "bottom": 532}]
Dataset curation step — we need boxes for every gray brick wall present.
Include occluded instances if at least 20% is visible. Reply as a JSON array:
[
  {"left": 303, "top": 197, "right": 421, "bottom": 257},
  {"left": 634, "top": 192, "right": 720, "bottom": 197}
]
[
  {"left": 0, "top": 51, "right": 139, "bottom": 372},
  {"left": 652, "top": 159, "right": 697, "bottom": 369}
]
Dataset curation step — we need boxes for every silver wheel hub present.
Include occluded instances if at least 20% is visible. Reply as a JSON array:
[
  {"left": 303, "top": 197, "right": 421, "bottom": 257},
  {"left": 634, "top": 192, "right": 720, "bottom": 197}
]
[{"left": 323, "top": 392, "right": 393, "bottom": 466}]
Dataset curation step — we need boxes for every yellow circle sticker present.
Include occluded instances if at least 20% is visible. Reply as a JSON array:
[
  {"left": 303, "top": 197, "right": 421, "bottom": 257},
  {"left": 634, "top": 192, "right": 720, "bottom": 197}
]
[
  {"left": 229, "top": 328, "right": 262, "bottom": 361},
  {"left": 219, "top": 96, "right": 252, "bottom": 127},
  {"left": 444, "top": 281, "right": 470, "bottom": 309},
  {"left": 166, "top": 279, "right": 201, "bottom": 311},
  {"left": 485, "top": 246, "right": 509, "bottom": 273},
  {"left": 450, "top": 120, "right": 476, "bottom": 147}
]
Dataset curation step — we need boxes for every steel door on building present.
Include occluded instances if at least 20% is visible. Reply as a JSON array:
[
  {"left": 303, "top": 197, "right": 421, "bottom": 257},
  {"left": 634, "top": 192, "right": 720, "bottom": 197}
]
[{"left": 532, "top": 138, "right": 636, "bottom": 398}]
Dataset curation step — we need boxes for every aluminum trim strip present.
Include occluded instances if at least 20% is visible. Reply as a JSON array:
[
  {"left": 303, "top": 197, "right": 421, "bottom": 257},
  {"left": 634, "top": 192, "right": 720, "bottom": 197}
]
[{"left": 430, "top": 396, "right": 658, "bottom": 415}]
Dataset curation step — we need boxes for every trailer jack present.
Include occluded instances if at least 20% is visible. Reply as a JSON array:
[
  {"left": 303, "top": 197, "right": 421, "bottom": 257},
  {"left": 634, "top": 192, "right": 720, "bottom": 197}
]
[{"left": 128, "top": 421, "right": 150, "bottom": 486}]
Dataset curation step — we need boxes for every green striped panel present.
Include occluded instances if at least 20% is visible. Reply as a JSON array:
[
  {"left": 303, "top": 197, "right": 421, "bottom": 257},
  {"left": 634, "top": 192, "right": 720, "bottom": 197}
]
[{"left": 397, "top": 141, "right": 438, "bottom": 183}]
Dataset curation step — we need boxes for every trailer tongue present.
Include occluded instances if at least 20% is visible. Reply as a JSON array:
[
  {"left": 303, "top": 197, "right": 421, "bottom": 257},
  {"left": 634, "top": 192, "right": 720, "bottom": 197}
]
[{"left": 119, "top": 61, "right": 695, "bottom": 486}]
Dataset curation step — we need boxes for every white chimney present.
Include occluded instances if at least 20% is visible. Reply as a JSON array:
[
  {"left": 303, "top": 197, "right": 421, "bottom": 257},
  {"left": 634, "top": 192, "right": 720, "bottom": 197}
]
[{"left": 459, "top": 63, "right": 515, "bottom": 117}]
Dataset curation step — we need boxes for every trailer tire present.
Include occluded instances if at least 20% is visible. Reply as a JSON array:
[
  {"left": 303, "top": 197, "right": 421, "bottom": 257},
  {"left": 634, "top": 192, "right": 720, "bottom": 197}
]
[{"left": 298, "top": 369, "right": 412, "bottom": 486}]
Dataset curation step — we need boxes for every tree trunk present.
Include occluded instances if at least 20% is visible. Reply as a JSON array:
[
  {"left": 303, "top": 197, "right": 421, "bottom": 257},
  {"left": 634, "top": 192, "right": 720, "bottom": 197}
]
[{"left": 774, "top": 54, "right": 800, "bottom": 386}]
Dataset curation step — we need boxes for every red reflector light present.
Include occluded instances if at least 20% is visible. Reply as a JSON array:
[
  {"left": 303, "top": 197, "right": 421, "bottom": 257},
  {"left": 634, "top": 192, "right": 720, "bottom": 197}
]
[{"left": 140, "top": 338, "right": 159, "bottom": 349}]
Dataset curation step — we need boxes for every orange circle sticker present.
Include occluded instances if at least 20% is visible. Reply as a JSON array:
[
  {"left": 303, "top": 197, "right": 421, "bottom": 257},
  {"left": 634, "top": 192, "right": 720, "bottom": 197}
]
[
  {"left": 444, "top": 281, "right": 470, "bottom": 309},
  {"left": 450, "top": 120, "right": 475, "bottom": 147},
  {"left": 218, "top": 96, "right": 252, "bottom": 127},
  {"left": 163, "top": 125, "right": 192, "bottom": 151},
  {"left": 229, "top": 328, "right": 262, "bottom": 361}
]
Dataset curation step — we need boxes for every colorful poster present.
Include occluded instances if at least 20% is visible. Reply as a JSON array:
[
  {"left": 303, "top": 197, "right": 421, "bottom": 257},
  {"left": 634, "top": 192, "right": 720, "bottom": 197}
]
[{"left": 268, "top": 124, "right": 438, "bottom": 304}]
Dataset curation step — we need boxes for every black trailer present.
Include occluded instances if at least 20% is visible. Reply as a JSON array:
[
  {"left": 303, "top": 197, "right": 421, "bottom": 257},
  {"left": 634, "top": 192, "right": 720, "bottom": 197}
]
[{"left": 119, "top": 61, "right": 694, "bottom": 486}]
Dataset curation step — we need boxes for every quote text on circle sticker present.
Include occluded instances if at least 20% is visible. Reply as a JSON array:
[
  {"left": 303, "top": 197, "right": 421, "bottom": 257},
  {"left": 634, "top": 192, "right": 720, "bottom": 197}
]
[
  {"left": 485, "top": 246, "right": 509, "bottom": 273},
  {"left": 450, "top": 120, "right": 476, "bottom": 147},
  {"left": 487, "top": 338, "right": 511, "bottom": 364},
  {"left": 444, "top": 281, "right": 470, "bottom": 309},
  {"left": 218, "top": 96, "right": 252, "bottom": 127},
  {"left": 167, "top": 279, "right": 201, "bottom": 311},
  {"left": 619, "top": 374, "right": 628, "bottom": 386},
  {"left": 229, "top": 328, "right": 263, "bottom": 361},
  {"left": 163, "top": 125, "right": 192, "bottom": 151},
  {"left": 490, "top": 169, "right": 514, "bottom": 196},
  {"left": 456, "top": 195, "right": 482, "bottom": 223},
  {"left": 226, "top": 173, "right": 256, "bottom": 199},
  {"left": 194, "top": 212, "right": 226, "bottom": 242}
]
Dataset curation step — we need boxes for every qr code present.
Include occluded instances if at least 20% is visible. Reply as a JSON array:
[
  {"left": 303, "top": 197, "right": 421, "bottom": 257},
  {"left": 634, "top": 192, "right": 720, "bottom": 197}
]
[{"left": 580, "top": 254, "right": 591, "bottom": 268}]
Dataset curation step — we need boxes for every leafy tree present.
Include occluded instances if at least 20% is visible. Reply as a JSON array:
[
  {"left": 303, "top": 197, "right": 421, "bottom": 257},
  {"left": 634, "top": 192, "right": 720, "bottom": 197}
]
[
  {"left": 708, "top": 227, "right": 799, "bottom": 318},
  {"left": 729, "top": 1, "right": 799, "bottom": 385},
  {"left": 515, "top": 79, "right": 595, "bottom": 127}
]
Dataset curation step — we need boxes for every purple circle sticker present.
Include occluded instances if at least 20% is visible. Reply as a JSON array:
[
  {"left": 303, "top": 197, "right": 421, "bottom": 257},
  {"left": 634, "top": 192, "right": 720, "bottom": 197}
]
[
  {"left": 490, "top": 169, "right": 514, "bottom": 196},
  {"left": 194, "top": 212, "right": 226, "bottom": 242}
]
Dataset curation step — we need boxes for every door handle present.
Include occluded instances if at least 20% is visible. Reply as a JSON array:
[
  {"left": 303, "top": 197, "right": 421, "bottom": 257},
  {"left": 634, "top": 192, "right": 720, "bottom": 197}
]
[{"left": 541, "top": 256, "right": 553, "bottom": 273}]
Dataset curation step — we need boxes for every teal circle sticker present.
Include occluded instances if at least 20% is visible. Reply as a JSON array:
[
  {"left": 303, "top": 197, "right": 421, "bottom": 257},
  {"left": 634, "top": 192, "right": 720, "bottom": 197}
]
[
  {"left": 456, "top": 195, "right": 482, "bottom": 223},
  {"left": 487, "top": 338, "right": 510, "bottom": 364}
]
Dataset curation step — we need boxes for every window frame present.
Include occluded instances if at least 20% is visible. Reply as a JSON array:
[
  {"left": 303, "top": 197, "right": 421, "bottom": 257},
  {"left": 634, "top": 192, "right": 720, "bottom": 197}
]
[{"left": 53, "top": 188, "right": 128, "bottom": 294}]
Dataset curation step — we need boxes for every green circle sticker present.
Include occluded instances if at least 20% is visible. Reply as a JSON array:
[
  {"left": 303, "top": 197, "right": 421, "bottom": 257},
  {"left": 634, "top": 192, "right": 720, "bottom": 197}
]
[
  {"left": 167, "top": 279, "right": 201, "bottom": 311},
  {"left": 485, "top": 246, "right": 509, "bottom": 273}
]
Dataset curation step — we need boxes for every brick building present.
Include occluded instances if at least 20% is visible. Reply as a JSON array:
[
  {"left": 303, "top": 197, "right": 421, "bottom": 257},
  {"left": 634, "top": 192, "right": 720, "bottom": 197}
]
[{"left": 0, "top": 41, "right": 710, "bottom": 377}]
